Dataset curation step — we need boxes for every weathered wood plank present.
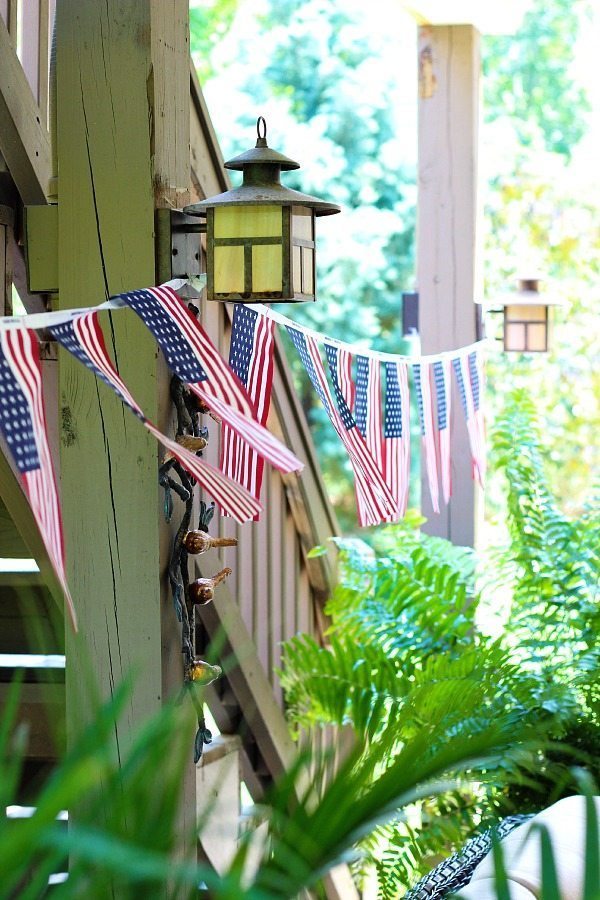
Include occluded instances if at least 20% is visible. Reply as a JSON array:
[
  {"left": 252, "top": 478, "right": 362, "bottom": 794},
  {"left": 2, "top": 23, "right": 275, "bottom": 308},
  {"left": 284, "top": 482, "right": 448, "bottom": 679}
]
[
  {"left": 197, "top": 734, "right": 241, "bottom": 874},
  {"left": 195, "top": 546, "right": 297, "bottom": 782},
  {"left": 417, "top": 24, "right": 481, "bottom": 546},
  {"left": 0, "top": 582, "right": 63, "bottom": 653},
  {"left": 55, "top": 0, "right": 192, "bottom": 841},
  {"left": 0, "top": 16, "right": 50, "bottom": 204},
  {"left": 0, "top": 496, "right": 31, "bottom": 557}
]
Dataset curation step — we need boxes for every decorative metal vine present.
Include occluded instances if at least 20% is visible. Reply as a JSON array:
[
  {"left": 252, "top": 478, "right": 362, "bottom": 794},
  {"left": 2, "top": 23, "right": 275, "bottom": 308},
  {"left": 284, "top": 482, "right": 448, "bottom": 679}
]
[{"left": 159, "top": 305, "right": 236, "bottom": 763}]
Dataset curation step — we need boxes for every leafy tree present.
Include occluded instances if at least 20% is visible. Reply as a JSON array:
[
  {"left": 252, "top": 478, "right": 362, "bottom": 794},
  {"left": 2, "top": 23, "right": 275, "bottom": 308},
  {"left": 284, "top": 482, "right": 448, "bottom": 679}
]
[{"left": 483, "top": 0, "right": 591, "bottom": 158}]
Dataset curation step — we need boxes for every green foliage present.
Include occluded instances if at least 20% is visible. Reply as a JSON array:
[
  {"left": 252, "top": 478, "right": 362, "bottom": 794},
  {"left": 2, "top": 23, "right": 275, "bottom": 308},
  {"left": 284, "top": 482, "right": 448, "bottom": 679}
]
[
  {"left": 0, "top": 674, "right": 533, "bottom": 899},
  {"left": 483, "top": 0, "right": 591, "bottom": 158},
  {"left": 189, "top": 0, "right": 239, "bottom": 83},
  {"left": 489, "top": 390, "right": 600, "bottom": 677},
  {"left": 280, "top": 518, "right": 557, "bottom": 895},
  {"left": 281, "top": 394, "right": 600, "bottom": 894},
  {"left": 487, "top": 391, "right": 600, "bottom": 814}
]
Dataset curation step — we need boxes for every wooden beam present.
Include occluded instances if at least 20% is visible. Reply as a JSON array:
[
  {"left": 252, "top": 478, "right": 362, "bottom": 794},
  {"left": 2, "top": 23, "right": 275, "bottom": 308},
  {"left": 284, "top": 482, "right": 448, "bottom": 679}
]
[
  {"left": 416, "top": 24, "right": 481, "bottom": 546},
  {"left": 196, "top": 547, "right": 298, "bottom": 782},
  {"left": 54, "top": 0, "right": 191, "bottom": 832},
  {"left": 0, "top": 16, "right": 50, "bottom": 204},
  {"left": 0, "top": 682, "right": 64, "bottom": 760},
  {"left": 196, "top": 550, "right": 358, "bottom": 900}
]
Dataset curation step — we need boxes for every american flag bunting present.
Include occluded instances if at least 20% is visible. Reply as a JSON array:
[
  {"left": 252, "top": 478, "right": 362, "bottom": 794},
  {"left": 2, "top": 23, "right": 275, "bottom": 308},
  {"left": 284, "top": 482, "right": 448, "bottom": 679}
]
[
  {"left": 432, "top": 358, "right": 452, "bottom": 504},
  {"left": 315, "top": 339, "right": 396, "bottom": 525},
  {"left": 0, "top": 329, "right": 76, "bottom": 628},
  {"left": 354, "top": 354, "right": 391, "bottom": 524},
  {"left": 50, "top": 313, "right": 262, "bottom": 523},
  {"left": 383, "top": 360, "right": 411, "bottom": 520},
  {"left": 222, "top": 304, "right": 276, "bottom": 512},
  {"left": 413, "top": 361, "right": 440, "bottom": 513},
  {"left": 119, "top": 286, "right": 301, "bottom": 481},
  {"left": 326, "top": 344, "right": 385, "bottom": 525},
  {"left": 453, "top": 352, "right": 486, "bottom": 487}
]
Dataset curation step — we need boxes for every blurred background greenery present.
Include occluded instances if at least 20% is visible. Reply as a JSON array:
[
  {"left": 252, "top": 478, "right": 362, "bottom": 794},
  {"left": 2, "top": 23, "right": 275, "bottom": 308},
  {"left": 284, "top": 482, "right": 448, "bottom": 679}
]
[{"left": 189, "top": 0, "right": 599, "bottom": 535}]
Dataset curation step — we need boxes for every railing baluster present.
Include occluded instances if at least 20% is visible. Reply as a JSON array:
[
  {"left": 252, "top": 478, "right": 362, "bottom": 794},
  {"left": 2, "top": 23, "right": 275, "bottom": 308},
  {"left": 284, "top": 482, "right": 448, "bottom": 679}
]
[{"left": 20, "top": 0, "right": 40, "bottom": 101}]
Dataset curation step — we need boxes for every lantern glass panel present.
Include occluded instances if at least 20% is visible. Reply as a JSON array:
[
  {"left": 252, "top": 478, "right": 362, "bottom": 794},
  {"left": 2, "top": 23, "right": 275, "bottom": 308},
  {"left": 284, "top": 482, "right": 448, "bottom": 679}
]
[
  {"left": 527, "top": 323, "right": 547, "bottom": 352},
  {"left": 214, "top": 245, "right": 245, "bottom": 294},
  {"left": 292, "top": 206, "right": 314, "bottom": 241},
  {"left": 302, "top": 248, "right": 314, "bottom": 294},
  {"left": 292, "top": 245, "right": 302, "bottom": 293},
  {"left": 252, "top": 244, "right": 283, "bottom": 293},
  {"left": 504, "top": 322, "right": 526, "bottom": 351},
  {"left": 506, "top": 304, "right": 546, "bottom": 322},
  {"left": 214, "top": 205, "right": 282, "bottom": 238}
]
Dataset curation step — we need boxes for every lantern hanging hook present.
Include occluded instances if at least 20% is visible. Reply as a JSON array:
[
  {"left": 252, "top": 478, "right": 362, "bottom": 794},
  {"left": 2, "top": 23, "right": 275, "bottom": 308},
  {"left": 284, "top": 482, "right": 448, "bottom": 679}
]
[{"left": 256, "top": 116, "right": 267, "bottom": 145}]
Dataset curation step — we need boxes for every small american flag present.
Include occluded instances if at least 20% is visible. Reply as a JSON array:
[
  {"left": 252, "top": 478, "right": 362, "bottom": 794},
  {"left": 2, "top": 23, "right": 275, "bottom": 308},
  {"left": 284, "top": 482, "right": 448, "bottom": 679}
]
[
  {"left": 355, "top": 356, "right": 384, "bottom": 471},
  {"left": 317, "top": 339, "right": 396, "bottom": 526},
  {"left": 0, "top": 328, "right": 76, "bottom": 628},
  {"left": 119, "top": 286, "right": 301, "bottom": 480},
  {"left": 468, "top": 350, "right": 486, "bottom": 484},
  {"left": 50, "top": 312, "right": 262, "bottom": 523},
  {"left": 325, "top": 344, "right": 379, "bottom": 524},
  {"left": 383, "top": 360, "right": 411, "bottom": 520},
  {"left": 354, "top": 354, "right": 392, "bottom": 524},
  {"left": 222, "top": 304, "right": 276, "bottom": 510},
  {"left": 413, "top": 362, "right": 440, "bottom": 513},
  {"left": 432, "top": 359, "right": 452, "bottom": 504},
  {"left": 452, "top": 352, "right": 486, "bottom": 487}
]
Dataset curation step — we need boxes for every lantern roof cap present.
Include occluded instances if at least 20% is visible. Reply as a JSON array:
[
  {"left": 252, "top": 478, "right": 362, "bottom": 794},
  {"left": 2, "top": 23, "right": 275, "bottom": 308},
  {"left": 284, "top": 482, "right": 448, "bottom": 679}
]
[
  {"left": 481, "top": 278, "right": 562, "bottom": 309},
  {"left": 224, "top": 117, "right": 300, "bottom": 172},
  {"left": 184, "top": 117, "right": 340, "bottom": 217}
]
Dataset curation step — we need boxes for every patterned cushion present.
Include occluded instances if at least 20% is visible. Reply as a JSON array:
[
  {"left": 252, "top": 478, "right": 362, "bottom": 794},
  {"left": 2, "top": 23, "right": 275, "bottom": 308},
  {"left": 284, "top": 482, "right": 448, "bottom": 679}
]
[{"left": 403, "top": 815, "right": 533, "bottom": 900}]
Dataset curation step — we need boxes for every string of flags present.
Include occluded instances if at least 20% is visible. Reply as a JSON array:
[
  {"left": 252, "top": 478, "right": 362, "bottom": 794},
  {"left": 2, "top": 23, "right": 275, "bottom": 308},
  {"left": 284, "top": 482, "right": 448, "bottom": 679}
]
[{"left": 0, "top": 279, "right": 487, "bottom": 621}]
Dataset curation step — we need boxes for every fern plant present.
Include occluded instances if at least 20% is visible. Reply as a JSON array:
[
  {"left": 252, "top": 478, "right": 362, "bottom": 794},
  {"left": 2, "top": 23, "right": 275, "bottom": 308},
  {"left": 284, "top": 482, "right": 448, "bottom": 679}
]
[
  {"left": 280, "top": 523, "right": 558, "bottom": 896},
  {"left": 488, "top": 390, "right": 600, "bottom": 814},
  {"left": 280, "top": 392, "right": 599, "bottom": 895}
]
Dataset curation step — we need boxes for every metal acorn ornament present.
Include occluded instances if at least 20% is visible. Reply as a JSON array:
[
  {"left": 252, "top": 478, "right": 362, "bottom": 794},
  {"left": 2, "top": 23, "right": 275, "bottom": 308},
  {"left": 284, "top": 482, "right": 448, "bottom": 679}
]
[
  {"left": 186, "top": 659, "right": 222, "bottom": 686},
  {"left": 183, "top": 531, "right": 238, "bottom": 554},
  {"left": 188, "top": 567, "right": 232, "bottom": 605}
]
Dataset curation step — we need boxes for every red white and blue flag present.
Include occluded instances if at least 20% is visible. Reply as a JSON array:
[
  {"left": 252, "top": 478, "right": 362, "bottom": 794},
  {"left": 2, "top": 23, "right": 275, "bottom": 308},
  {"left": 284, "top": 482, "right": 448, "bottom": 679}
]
[
  {"left": 50, "top": 312, "right": 262, "bottom": 523},
  {"left": 222, "top": 304, "right": 276, "bottom": 511},
  {"left": 0, "top": 328, "right": 76, "bottom": 628},
  {"left": 452, "top": 352, "right": 486, "bottom": 487},
  {"left": 432, "top": 358, "right": 452, "bottom": 505},
  {"left": 325, "top": 343, "right": 382, "bottom": 524},
  {"left": 316, "top": 339, "right": 396, "bottom": 526},
  {"left": 413, "top": 362, "right": 440, "bottom": 513},
  {"left": 383, "top": 360, "right": 411, "bottom": 520},
  {"left": 119, "top": 286, "right": 301, "bottom": 484}
]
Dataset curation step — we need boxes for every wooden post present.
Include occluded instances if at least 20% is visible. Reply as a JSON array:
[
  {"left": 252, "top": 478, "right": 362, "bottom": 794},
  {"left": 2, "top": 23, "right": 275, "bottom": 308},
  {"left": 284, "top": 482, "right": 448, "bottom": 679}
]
[
  {"left": 55, "top": 0, "right": 191, "bottom": 822},
  {"left": 416, "top": 24, "right": 481, "bottom": 547}
]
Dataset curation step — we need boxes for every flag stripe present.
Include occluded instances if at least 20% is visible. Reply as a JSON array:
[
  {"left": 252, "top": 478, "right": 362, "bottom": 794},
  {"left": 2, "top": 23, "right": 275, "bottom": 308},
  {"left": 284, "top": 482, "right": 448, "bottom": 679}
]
[
  {"left": 318, "top": 338, "right": 396, "bottom": 524},
  {"left": 433, "top": 358, "right": 452, "bottom": 504},
  {"left": 0, "top": 329, "right": 76, "bottom": 627},
  {"left": 50, "top": 313, "right": 262, "bottom": 523},
  {"left": 413, "top": 362, "right": 440, "bottom": 513},
  {"left": 222, "top": 304, "right": 277, "bottom": 509},
  {"left": 452, "top": 353, "right": 485, "bottom": 487}
]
